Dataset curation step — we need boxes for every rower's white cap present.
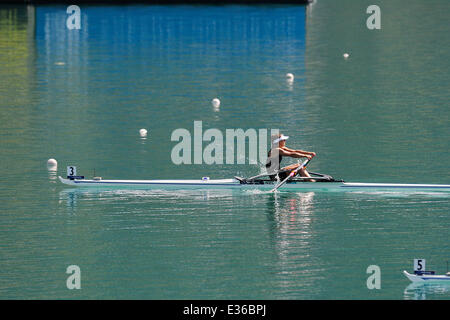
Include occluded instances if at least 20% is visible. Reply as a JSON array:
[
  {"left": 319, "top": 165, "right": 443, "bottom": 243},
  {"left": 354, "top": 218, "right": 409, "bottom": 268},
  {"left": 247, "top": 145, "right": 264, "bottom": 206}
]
[{"left": 273, "top": 135, "right": 289, "bottom": 145}]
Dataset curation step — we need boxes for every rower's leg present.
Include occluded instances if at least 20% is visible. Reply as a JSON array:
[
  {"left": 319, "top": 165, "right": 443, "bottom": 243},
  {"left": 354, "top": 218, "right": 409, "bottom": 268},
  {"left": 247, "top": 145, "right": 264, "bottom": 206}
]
[
  {"left": 282, "top": 163, "right": 299, "bottom": 171},
  {"left": 299, "top": 167, "right": 316, "bottom": 182},
  {"left": 282, "top": 164, "right": 316, "bottom": 182}
]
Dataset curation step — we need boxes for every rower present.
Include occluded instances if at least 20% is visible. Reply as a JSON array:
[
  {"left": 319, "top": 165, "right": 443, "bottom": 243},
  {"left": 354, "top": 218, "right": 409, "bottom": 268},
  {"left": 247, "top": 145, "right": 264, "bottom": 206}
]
[{"left": 265, "top": 133, "right": 316, "bottom": 182}]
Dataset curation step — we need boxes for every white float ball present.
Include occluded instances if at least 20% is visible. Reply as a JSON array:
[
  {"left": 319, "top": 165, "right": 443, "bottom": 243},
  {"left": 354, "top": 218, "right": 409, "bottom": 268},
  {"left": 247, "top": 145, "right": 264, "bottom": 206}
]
[
  {"left": 286, "top": 73, "right": 294, "bottom": 80},
  {"left": 47, "top": 158, "right": 57, "bottom": 170},
  {"left": 212, "top": 98, "right": 220, "bottom": 108},
  {"left": 139, "top": 129, "right": 147, "bottom": 137},
  {"left": 343, "top": 53, "right": 349, "bottom": 59}
]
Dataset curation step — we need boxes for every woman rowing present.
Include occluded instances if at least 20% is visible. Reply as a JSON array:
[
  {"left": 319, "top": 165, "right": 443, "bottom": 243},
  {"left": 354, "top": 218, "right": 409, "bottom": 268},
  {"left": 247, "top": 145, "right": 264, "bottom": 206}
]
[{"left": 265, "top": 133, "right": 316, "bottom": 181}]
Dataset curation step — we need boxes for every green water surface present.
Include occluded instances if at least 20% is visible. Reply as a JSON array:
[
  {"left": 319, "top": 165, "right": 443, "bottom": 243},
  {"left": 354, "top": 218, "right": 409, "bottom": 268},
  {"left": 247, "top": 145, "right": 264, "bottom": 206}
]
[{"left": 0, "top": 1, "right": 449, "bottom": 299}]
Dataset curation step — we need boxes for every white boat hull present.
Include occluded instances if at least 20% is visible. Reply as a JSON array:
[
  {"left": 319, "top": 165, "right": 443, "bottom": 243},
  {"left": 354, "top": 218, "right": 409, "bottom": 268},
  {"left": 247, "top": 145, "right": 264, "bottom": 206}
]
[
  {"left": 58, "top": 177, "right": 450, "bottom": 192},
  {"left": 403, "top": 271, "right": 450, "bottom": 282}
]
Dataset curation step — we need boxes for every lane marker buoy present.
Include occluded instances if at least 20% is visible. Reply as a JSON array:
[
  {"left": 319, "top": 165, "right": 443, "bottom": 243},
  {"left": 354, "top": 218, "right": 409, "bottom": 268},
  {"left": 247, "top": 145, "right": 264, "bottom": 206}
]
[
  {"left": 212, "top": 98, "right": 220, "bottom": 108},
  {"left": 139, "top": 129, "right": 147, "bottom": 137}
]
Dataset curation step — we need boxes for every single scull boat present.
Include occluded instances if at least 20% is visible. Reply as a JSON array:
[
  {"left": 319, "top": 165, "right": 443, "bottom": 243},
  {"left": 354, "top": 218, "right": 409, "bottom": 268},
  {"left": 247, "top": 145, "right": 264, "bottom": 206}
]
[
  {"left": 59, "top": 161, "right": 450, "bottom": 192},
  {"left": 403, "top": 260, "right": 450, "bottom": 282},
  {"left": 403, "top": 271, "right": 450, "bottom": 283},
  {"left": 58, "top": 176, "right": 450, "bottom": 192}
]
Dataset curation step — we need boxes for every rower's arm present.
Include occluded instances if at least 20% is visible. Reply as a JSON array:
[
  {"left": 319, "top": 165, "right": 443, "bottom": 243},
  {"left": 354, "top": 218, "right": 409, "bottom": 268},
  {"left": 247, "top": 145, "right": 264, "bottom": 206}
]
[
  {"left": 283, "top": 147, "right": 315, "bottom": 156},
  {"left": 298, "top": 150, "right": 316, "bottom": 157},
  {"left": 278, "top": 148, "right": 312, "bottom": 159},
  {"left": 280, "top": 147, "right": 315, "bottom": 158}
]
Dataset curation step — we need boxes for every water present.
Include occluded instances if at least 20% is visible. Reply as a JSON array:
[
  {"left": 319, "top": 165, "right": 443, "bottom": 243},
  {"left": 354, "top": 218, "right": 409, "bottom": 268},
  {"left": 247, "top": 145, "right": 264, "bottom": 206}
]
[{"left": 0, "top": 1, "right": 449, "bottom": 300}]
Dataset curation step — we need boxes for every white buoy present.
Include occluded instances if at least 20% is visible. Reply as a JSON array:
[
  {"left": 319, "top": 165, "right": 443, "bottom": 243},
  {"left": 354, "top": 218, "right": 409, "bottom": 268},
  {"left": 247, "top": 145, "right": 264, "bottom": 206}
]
[
  {"left": 286, "top": 73, "right": 294, "bottom": 81},
  {"left": 47, "top": 158, "right": 57, "bottom": 170},
  {"left": 212, "top": 98, "right": 220, "bottom": 108},
  {"left": 343, "top": 53, "right": 349, "bottom": 59},
  {"left": 139, "top": 129, "right": 147, "bottom": 137}
]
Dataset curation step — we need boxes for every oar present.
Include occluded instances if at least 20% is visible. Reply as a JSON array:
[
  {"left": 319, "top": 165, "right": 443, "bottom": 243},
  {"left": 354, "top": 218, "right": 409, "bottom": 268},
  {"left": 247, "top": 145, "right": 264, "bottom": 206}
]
[
  {"left": 270, "top": 158, "right": 311, "bottom": 192},
  {"left": 245, "top": 169, "right": 288, "bottom": 182},
  {"left": 245, "top": 172, "right": 273, "bottom": 181}
]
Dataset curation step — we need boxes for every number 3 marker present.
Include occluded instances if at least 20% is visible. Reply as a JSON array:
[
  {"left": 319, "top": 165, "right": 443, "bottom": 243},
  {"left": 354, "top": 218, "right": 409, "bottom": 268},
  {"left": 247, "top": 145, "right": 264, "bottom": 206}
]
[{"left": 67, "top": 166, "right": 77, "bottom": 177}]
